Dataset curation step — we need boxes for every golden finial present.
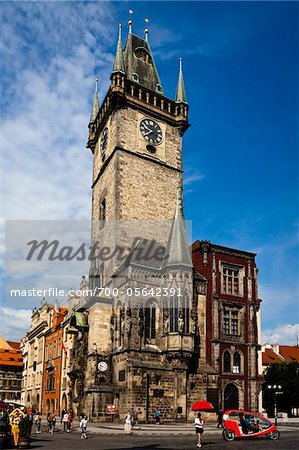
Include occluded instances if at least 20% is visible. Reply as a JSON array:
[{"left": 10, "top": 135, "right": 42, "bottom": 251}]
[
  {"left": 145, "top": 18, "right": 149, "bottom": 41},
  {"left": 128, "top": 9, "right": 133, "bottom": 33}
]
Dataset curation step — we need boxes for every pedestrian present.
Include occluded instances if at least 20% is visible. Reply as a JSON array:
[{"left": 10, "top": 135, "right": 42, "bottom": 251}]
[
  {"left": 66, "top": 410, "right": 72, "bottom": 432},
  {"left": 62, "top": 411, "right": 68, "bottom": 432},
  {"left": 194, "top": 412, "right": 204, "bottom": 448},
  {"left": 51, "top": 415, "right": 56, "bottom": 434},
  {"left": 35, "top": 412, "right": 42, "bottom": 434},
  {"left": 80, "top": 415, "right": 88, "bottom": 439},
  {"left": 124, "top": 411, "right": 132, "bottom": 434},
  {"left": 61, "top": 409, "right": 66, "bottom": 425},
  {"left": 9, "top": 410, "right": 22, "bottom": 447},
  {"left": 155, "top": 407, "right": 161, "bottom": 425},
  {"left": 46, "top": 412, "right": 52, "bottom": 433},
  {"left": 216, "top": 409, "right": 224, "bottom": 428}
]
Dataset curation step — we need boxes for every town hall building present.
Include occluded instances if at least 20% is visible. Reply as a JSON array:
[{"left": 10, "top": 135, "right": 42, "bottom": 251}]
[{"left": 21, "top": 18, "right": 263, "bottom": 421}]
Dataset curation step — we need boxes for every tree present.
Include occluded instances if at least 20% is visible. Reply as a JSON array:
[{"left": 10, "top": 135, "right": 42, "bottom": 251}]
[{"left": 263, "top": 362, "right": 299, "bottom": 416}]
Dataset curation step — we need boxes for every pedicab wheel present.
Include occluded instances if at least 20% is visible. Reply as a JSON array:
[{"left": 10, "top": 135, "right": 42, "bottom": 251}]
[
  {"left": 222, "top": 429, "right": 236, "bottom": 441},
  {"left": 269, "top": 430, "right": 280, "bottom": 440}
]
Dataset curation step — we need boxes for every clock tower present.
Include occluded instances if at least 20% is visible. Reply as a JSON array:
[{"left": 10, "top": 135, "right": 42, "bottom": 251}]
[
  {"left": 72, "top": 19, "right": 212, "bottom": 422},
  {"left": 87, "top": 23, "right": 189, "bottom": 227}
]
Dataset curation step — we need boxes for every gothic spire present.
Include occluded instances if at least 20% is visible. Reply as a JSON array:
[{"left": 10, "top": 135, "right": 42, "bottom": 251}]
[
  {"left": 164, "top": 190, "right": 193, "bottom": 269},
  {"left": 175, "top": 57, "right": 187, "bottom": 104},
  {"left": 113, "top": 24, "right": 125, "bottom": 74},
  {"left": 89, "top": 78, "right": 99, "bottom": 123}
]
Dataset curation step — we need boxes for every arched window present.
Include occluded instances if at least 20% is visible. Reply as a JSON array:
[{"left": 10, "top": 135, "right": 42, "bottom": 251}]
[
  {"left": 233, "top": 352, "right": 241, "bottom": 374},
  {"left": 170, "top": 296, "right": 179, "bottom": 332},
  {"left": 145, "top": 301, "right": 156, "bottom": 340},
  {"left": 223, "top": 350, "right": 231, "bottom": 373},
  {"left": 156, "top": 84, "right": 162, "bottom": 93},
  {"left": 99, "top": 199, "right": 106, "bottom": 229}
]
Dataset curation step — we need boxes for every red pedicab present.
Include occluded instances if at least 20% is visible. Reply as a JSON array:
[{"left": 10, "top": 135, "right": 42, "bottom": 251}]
[{"left": 222, "top": 409, "right": 280, "bottom": 441}]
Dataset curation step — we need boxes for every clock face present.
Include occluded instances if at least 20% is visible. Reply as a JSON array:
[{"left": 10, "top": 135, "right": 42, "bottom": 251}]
[
  {"left": 97, "top": 361, "right": 108, "bottom": 372},
  {"left": 100, "top": 127, "right": 108, "bottom": 156},
  {"left": 140, "top": 119, "right": 162, "bottom": 145}
]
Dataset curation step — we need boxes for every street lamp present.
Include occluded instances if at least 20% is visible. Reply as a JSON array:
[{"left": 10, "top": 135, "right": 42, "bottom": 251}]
[{"left": 267, "top": 384, "right": 283, "bottom": 426}]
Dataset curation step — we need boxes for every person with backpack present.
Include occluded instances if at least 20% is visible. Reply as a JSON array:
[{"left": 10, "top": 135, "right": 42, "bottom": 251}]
[{"left": 194, "top": 412, "right": 204, "bottom": 448}]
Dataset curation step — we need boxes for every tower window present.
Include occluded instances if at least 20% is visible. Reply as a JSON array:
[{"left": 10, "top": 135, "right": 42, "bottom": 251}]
[
  {"left": 99, "top": 199, "right": 106, "bottom": 228},
  {"left": 170, "top": 296, "right": 179, "bottom": 332},
  {"left": 145, "top": 301, "right": 156, "bottom": 340},
  {"left": 132, "top": 72, "right": 140, "bottom": 83},
  {"left": 182, "top": 296, "right": 190, "bottom": 333},
  {"left": 156, "top": 84, "right": 162, "bottom": 93}
]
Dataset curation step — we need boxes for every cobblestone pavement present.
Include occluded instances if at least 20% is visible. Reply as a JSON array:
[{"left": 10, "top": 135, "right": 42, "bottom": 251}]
[{"left": 25, "top": 427, "right": 299, "bottom": 450}]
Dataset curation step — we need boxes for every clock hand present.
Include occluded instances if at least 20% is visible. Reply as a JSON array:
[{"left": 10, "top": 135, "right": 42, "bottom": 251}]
[
  {"left": 142, "top": 124, "right": 153, "bottom": 133},
  {"left": 143, "top": 130, "right": 154, "bottom": 137}
]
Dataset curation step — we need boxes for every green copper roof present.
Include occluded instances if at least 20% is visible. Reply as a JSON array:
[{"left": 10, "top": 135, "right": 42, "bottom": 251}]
[
  {"left": 164, "top": 191, "right": 193, "bottom": 269},
  {"left": 89, "top": 78, "right": 99, "bottom": 123},
  {"left": 123, "top": 32, "right": 164, "bottom": 94},
  {"left": 175, "top": 58, "right": 187, "bottom": 104},
  {"left": 113, "top": 24, "right": 125, "bottom": 73}
]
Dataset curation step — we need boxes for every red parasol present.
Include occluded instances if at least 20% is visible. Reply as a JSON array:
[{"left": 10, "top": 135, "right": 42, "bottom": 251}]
[{"left": 191, "top": 401, "right": 215, "bottom": 411}]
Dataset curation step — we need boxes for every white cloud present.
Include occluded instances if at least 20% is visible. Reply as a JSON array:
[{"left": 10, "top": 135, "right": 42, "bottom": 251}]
[
  {"left": 262, "top": 323, "right": 299, "bottom": 346},
  {"left": 0, "top": 307, "right": 32, "bottom": 342}
]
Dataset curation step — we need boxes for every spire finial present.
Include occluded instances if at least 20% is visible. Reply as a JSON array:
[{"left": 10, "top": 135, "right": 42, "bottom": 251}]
[
  {"left": 90, "top": 78, "right": 99, "bottom": 123},
  {"left": 112, "top": 23, "right": 125, "bottom": 74},
  {"left": 128, "top": 9, "right": 133, "bottom": 33},
  {"left": 145, "top": 18, "right": 149, "bottom": 41},
  {"left": 175, "top": 57, "right": 187, "bottom": 104}
]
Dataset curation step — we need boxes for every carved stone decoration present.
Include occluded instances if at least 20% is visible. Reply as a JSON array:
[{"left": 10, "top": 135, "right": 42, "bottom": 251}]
[
  {"left": 138, "top": 309, "right": 144, "bottom": 336},
  {"left": 163, "top": 313, "right": 169, "bottom": 335},
  {"left": 125, "top": 308, "right": 132, "bottom": 337},
  {"left": 120, "top": 307, "right": 125, "bottom": 337},
  {"left": 191, "top": 314, "right": 197, "bottom": 334},
  {"left": 110, "top": 312, "right": 115, "bottom": 342},
  {"left": 201, "top": 241, "right": 210, "bottom": 266},
  {"left": 178, "top": 314, "right": 184, "bottom": 335},
  {"left": 212, "top": 252, "right": 217, "bottom": 294}
]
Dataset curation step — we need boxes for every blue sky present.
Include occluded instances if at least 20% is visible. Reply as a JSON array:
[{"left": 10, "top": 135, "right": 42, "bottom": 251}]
[{"left": 0, "top": 1, "right": 298, "bottom": 344}]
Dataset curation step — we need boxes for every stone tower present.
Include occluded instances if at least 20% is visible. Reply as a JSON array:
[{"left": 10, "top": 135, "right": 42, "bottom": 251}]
[{"left": 67, "top": 20, "right": 213, "bottom": 422}]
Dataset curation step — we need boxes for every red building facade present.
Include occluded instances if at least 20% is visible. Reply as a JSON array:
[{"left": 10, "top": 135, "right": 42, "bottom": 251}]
[
  {"left": 192, "top": 240, "right": 263, "bottom": 411},
  {"left": 42, "top": 307, "right": 68, "bottom": 415}
]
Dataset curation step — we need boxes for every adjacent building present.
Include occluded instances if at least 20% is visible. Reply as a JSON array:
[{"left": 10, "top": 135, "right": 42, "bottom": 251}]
[
  {"left": 192, "top": 241, "right": 263, "bottom": 411},
  {"left": 42, "top": 305, "right": 68, "bottom": 415},
  {"left": 0, "top": 337, "right": 22, "bottom": 403}
]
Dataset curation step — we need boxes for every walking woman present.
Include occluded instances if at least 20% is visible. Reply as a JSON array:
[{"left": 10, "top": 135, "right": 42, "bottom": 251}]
[
  {"left": 66, "top": 410, "right": 72, "bottom": 432},
  {"left": 80, "top": 415, "right": 88, "bottom": 439},
  {"left": 194, "top": 412, "right": 204, "bottom": 448},
  {"left": 35, "top": 412, "right": 42, "bottom": 434},
  {"left": 9, "top": 409, "right": 24, "bottom": 448}
]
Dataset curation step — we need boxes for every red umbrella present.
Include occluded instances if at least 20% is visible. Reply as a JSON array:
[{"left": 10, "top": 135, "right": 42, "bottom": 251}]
[{"left": 191, "top": 401, "right": 215, "bottom": 411}]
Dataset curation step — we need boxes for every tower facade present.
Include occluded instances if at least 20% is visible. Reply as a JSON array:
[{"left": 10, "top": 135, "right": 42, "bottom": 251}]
[{"left": 65, "top": 21, "right": 215, "bottom": 422}]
